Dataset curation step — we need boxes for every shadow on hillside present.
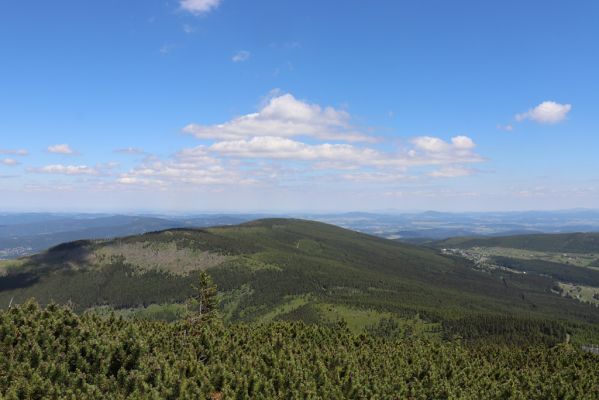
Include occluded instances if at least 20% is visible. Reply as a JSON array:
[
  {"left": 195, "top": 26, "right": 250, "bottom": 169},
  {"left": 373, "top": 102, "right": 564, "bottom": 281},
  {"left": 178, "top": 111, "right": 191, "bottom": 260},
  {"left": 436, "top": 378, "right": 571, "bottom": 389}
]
[
  {"left": 0, "top": 272, "right": 39, "bottom": 291},
  {"left": 0, "top": 240, "right": 95, "bottom": 293},
  {"left": 27, "top": 240, "right": 94, "bottom": 266}
]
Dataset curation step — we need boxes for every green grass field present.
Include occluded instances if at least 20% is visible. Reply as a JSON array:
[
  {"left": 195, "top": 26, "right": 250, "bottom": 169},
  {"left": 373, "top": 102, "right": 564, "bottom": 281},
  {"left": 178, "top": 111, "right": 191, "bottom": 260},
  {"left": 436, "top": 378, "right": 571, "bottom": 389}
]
[
  {"left": 559, "top": 282, "right": 599, "bottom": 306},
  {"left": 469, "top": 246, "right": 599, "bottom": 269},
  {"left": 0, "top": 259, "right": 24, "bottom": 276}
]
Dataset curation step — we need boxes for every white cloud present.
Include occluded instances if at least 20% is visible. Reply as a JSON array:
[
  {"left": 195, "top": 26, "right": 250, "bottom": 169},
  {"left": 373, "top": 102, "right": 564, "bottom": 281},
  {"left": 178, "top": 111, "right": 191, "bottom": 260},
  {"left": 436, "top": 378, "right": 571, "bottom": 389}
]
[
  {"left": 0, "top": 148, "right": 28, "bottom": 156},
  {"left": 182, "top": 24, "right": 196, "bottom": 34},
  {"left": 114, "top": 147, "right": 145, "bottom": 155},
  {"left": 341, "top": 172, "right": 408, "bottom": 183},
  {"left": 383, "top": 189, "right": 480, "bottom": 198},
  {"left": 515, "top": 101, "right": 572, "bottom": 124},
  {"left": 232, "top": 50, "right": 250, "bottom": 62},
  {"left": 496, "top": 124, "right": 513, "bottom": 132},
  {"left": 118, "top": 131, "right": 483, "bottom": 188},
  {"left": 404, "top": 135, "right": 482, "bottom": 167},
  {"left": 412, "top": 135, "right": 474, "bottom": 153},
  {"left": 180, "top": 0, "right": 221, "bottom": 15},
  {"left": 209, "top": 136, "right": 380, "bottom": 162},
  {"left": 31, "top": 164, "right": 98, "bottom": 175},
  {"left": 450, "top": 136, "right": 476, "bottom": 150},
  {"left": 428, "top": 166, "right": 475, "bottom": 178},
  {"left": 207, "top": 135, "right": 482, "bottom": 170},
  {"left": 183, "top": 92, "right": 373, "bottom": 142},
  {"left": 118, "top": 150, "right": 254, "bottom": 187},
  {"left": 117, "top": 91, "right": 485, "bottom": 189},
  {"left": 47, "top": 144, "right": 76, "bottom": 155},
  {"left": 1, "top": 158, "right": 19, "bottom": 166}
]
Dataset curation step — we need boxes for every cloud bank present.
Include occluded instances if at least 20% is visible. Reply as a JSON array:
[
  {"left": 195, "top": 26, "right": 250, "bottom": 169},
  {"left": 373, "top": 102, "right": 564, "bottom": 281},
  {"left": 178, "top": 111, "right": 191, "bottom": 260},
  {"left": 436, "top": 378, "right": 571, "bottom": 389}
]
[
  {"left": 18, "top": 92, "right": 485, "bottom": 191},
  {"left": 117, "top": 92, "right": 484, "bottom": 188},
  {"left": 31, "top": 164, "right": 99, "bottom": 175}
]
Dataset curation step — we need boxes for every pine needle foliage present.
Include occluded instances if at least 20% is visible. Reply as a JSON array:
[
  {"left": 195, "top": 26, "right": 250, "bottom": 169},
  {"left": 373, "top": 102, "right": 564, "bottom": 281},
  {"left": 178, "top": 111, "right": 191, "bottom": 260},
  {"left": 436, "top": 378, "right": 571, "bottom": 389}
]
[
  {"left": 188, "top": 271, "right": 219, "bottom": 322},
  {"left": 1, "top": 301, "right": 598, "bottom": 399}
]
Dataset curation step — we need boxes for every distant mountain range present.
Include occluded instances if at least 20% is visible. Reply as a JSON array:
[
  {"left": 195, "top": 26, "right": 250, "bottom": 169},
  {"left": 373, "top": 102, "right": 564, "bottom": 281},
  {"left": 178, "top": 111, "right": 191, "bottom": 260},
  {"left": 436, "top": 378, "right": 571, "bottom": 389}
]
[
  {"left": 0, "top": 213, "right": 260, "bottom": 259},
  {"left": 305, "top": 209, "right": 599, "bottom": 240},
  {"left": 2, "top": 209, "right": 599, "bottom": 259}
]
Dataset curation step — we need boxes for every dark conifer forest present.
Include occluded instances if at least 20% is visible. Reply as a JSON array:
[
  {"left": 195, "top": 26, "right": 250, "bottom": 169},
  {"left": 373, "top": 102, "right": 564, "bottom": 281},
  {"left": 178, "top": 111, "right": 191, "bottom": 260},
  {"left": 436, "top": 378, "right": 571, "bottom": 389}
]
[
  {"left": 1, "top": 220, "right": 599, "bottom": 398},
  {"left": 2, "top": 301, "right": 599, "bottom": 399}
]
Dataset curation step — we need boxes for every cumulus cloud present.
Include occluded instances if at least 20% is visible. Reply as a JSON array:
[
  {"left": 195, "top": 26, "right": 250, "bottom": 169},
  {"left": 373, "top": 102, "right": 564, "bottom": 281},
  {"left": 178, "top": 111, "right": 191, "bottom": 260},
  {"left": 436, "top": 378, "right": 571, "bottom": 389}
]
[
  {"left": 118, "top": 149, "right": 255, "bottom": 187},
  {"left": 405, "top": 135, "right": 482, "bottom": 167},
  {"left": 117, "top": 132, "right": 483, "bottom": 188},
  {"left": 1, "top": 158, "right": 19, "bottom": 166},
  {"left": 0, "top": 148, "right": 28, "bottom": 156},
  {"left": 209, "top": 136, "right": 380, "bottom": 162},
  {"left": 515, "top": 101, "right": 572, "bottom": 124},
  {"left": 183, "top": 93, "right": 373, "bottom": 142},
  {"left": 30, "top": 164, "right": 98, "bottom": 175},
  {"left": 180, "top": 0, "right": 221, "bottom": 15},
  {"left": 207, "top": 135, "right": 482, "bottom": 167},
  {"left": 47, "top": 144, "right": 77, "bottom": 155},
  {"left": 116, "top": 91, "right": 486, "bottom": 188},
  {"left": 412, "top": 135, "right": 474, "bottom": 153},
  {"left": 232, "top": 50, "right": 250, "bottom": 62}
]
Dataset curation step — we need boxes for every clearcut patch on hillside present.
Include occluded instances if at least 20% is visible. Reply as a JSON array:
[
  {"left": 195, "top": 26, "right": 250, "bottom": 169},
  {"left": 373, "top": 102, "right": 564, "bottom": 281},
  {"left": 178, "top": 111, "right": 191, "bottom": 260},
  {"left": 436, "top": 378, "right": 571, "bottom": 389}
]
[{"left": 94, "top": 241, "right": 231, "bottom": 275}]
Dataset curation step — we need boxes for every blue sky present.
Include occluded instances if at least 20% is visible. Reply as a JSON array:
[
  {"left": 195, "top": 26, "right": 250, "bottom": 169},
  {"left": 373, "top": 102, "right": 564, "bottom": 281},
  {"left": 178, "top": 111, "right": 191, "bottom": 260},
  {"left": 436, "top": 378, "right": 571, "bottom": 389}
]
[{"left": 1, "top": 0, "right": 598, "bottom": 212}]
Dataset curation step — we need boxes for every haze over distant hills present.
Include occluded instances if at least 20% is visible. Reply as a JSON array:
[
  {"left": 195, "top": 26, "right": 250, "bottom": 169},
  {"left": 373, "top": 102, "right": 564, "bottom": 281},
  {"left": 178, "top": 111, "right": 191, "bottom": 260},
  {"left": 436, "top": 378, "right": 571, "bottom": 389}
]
[
  {"left": 0, "top": 213, "right": 258, "bottom": 259},
  {"left": 306, "top": 209, "right": 599, "bottom": 240},
  {"left": 2, "top": 209, "right": 599, "bottom": 259}
]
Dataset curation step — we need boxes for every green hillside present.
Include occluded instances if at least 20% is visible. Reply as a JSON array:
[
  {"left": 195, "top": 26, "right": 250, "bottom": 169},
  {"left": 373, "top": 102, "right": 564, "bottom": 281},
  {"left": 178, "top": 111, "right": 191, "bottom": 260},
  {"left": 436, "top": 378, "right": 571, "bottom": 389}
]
[
  {"left": 1, "top": 219, "right": 599, "bottom": 344},
  {"left": 434, "top": 232, "right": 599, "bottom": 253},
  {"left": 433, "top": 231, "right": 599, "bottom": 309}
]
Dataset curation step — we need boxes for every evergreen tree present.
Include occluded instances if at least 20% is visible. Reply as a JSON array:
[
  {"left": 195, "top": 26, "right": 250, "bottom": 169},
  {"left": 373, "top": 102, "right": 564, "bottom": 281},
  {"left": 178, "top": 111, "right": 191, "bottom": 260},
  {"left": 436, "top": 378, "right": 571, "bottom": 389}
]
[{"left": 190, "top": 271, "right": 218, "bottom": 320}]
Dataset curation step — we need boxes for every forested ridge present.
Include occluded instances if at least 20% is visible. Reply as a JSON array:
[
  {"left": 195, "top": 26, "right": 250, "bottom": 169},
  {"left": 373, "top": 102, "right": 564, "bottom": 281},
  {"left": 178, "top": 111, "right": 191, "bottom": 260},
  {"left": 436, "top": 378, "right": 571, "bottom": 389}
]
[
  {"left": 2, "top": 219, "right": 599, "bottom": 344},
  {"left": 1, "top": 301, "right": 599, "bottom": 399},
  {"left": 2, "top": 227, "right": 599, "bottom": 398},
  {"left": 0, "top": 228, "right": 599, "bottom": 400}
]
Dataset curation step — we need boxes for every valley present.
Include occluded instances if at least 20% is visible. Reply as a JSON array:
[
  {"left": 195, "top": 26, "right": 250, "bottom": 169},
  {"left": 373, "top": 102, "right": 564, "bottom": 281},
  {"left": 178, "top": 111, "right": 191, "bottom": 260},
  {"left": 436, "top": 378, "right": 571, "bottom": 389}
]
[{"left": 437, "top": 233, "right": 599, "bottom": 308}]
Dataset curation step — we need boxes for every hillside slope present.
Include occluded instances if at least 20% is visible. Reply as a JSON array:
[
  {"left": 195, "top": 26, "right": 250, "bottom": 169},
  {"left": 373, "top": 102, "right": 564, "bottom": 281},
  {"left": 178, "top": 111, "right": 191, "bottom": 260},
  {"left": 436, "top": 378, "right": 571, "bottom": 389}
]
[
  {"left": 0, "top": 213, "right": 257, "bottom": 259},
  {"left": 1, "top": 219, "right": 599, "bottom": 342},
  {"left": 434, "top": 232, "right": 599, "bottom": 253}
]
